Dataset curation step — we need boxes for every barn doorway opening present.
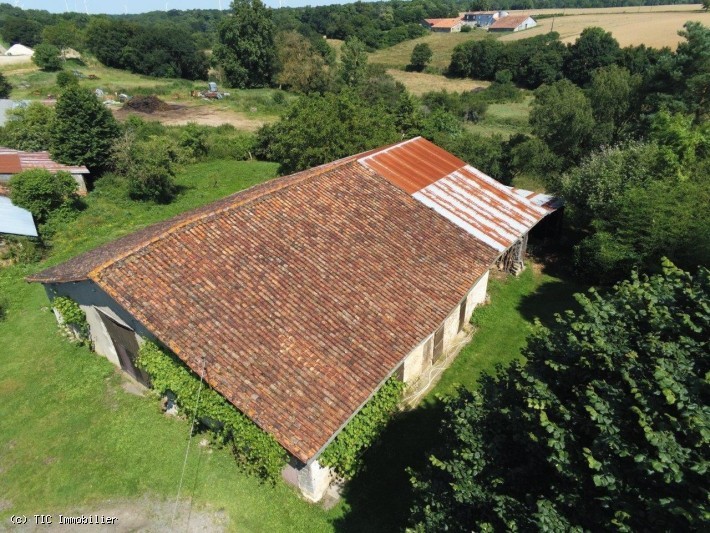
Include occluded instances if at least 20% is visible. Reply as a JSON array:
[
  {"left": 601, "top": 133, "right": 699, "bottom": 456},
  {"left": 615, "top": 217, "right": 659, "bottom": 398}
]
[{"left": 98, "top": 311, "right": 150, "bottom": 387}]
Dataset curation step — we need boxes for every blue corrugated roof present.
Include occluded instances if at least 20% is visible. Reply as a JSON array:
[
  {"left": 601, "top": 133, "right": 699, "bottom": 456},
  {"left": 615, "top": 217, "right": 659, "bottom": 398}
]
[{"left": 0, "top": 196, "right": 38, "bottom": 237}]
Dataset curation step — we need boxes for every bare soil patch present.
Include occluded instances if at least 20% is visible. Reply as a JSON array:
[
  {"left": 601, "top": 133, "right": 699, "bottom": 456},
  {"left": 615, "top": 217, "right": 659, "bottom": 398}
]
[
  {"left": 123, "top": 95, "right": 173, "bottom": 113},
  {"left": 114, "top": 101, "right": 270, "bottom": 132}
]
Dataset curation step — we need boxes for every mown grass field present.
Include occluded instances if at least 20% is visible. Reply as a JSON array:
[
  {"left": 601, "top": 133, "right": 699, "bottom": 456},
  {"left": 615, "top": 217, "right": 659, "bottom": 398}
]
[
  {"left": 466, "top": 96, "right": 533, "bottom": 139},
  {"left": 369, "top": 29, "right": 490, "bottom": 71},
  {"left": 387, "top": 68, "right": 489, "bottom": 95}
]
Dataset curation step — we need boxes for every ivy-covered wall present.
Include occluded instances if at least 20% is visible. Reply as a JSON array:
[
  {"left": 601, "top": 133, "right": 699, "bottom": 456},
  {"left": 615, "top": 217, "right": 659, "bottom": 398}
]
[
  {"left": 137, "top": 341, "right": 287, "bottom": 481},
  {"left": 319, "top": 376, "right": 405, "bottom": 479}
]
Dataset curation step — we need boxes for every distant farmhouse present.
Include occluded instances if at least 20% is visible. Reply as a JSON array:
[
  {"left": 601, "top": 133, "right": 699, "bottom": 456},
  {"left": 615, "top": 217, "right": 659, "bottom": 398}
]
[
  {"left": 424, "top": 11, "right": 536, "bottom": 33},
  {"left": 489, "top": 14, "right": 538, "bottom": 32},
  {"left": 423, "top": 17, "right": 464, "bottom": 33},
  {"left": 29, "top": 138, "right": 559, "bottom": 502},
  {"left": 462, "top": 10, "right": 509, "bottom": 28},
  {"left": 0, "top": 147, "right": 90, "bottom": 195}
]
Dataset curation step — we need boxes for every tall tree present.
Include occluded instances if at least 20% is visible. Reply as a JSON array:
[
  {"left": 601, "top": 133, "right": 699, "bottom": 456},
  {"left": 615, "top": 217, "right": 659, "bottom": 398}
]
[
  {"left": 0, "top": 72, "right": 11, "bottom": 99},
  {"left": 588, "top": 64, "right": 640, "bottom": 144},
  {"left": 339, "top": 36, "right": 368, "bottom": 87},
  {"left": 564, "top": 27, "right": 620, "bottom": 86},
  {"left": 409, "top": 43, "right": 432, "bottom": 72},
  {"left": 255, "top": 91, "right": 399, "bottom": 174},
  {"left": 410, "top": 261, "right": 709, "bottom": 531},
  {"left": 50, "top": 87, "right": 120, "bottom": 172},
  {"left": 213, "top": 0, "right": 277, "bottom": 88},
  {"left": 530, "top": 79, "right": 596, "bottom": 165},
  {"left": 275, "top": 31, "right": 330, "bottom": 94}
]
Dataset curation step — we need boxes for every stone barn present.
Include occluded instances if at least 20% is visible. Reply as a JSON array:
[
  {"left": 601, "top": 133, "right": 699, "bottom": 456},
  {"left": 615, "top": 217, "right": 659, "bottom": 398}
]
[{"left": 28, "top": 138, "right": 557, "bottom": 501}]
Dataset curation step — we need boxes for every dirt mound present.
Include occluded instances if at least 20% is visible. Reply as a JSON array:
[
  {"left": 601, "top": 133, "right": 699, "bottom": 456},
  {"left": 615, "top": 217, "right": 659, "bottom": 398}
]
[{"left": 123, "top": 95, "right": 172, "bottom": 114}]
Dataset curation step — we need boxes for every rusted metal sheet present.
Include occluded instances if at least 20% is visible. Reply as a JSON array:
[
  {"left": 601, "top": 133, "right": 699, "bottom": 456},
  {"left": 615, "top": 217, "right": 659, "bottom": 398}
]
[
  {"left": 0, "top": 147, "right": 89, "bottom": 174},
  {"left": 360, "top": 137, "right": 553, "bottom": 252},
  {"left": 0, "top": 154, "right": 22, "bottom": 173}
]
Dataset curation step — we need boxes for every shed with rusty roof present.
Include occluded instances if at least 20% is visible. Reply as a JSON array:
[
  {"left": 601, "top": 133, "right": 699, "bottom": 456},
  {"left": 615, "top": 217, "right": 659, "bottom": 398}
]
[{"left": 0, "top": 147, "right": 90, "bottom": 195}]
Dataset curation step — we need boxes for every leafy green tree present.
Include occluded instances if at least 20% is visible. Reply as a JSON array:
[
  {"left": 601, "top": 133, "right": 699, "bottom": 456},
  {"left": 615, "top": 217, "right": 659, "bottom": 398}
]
[
  {"left": 410, "top": 261, "right": 709, "bottom": 531},
  {"left": 255, "top": 91, "right": 399, "bottom": 174},
  {"left": 31, "top": 43, "right": 62, "bottom": 72},
  {"left": 0, "top": 16, "right": 42, "bottom": 47},
  {"left": 213, "top": 0, "right": 277, "bottom": 88},
  {"left": 530, "top": 79, "right": 596, "bottom": 165},
  {"left": 564, "top": 27, "right": 620, "bottom": 86},
  {"left": 409, "top": 43, "right": 432, "bottom": 72},
  {"left": 673, "top": 21, "right": 710, "bottom": 121},
  {"left": 275, "top": 31, "right": 330, "bottom": 94},
  {"left": 9, "top": 169, "right": 78, "bottom": 224},
  {"left": 339, "top": 36, "right": 369, "bottom": 87},
  {"left": 50, "top": 87, "right": 120, "bottom": 172},
  {"left": 588, "top": 64, "right": 640, "bottom": 143},
  {"left": 1, "top": 102, "right": 55, "bottom": 152},
  {"left": 42, "top": 21, "right": 83, "bottom": 59},
  {"left": 0, "top": 72, "right": 11, "bottom": 99}
]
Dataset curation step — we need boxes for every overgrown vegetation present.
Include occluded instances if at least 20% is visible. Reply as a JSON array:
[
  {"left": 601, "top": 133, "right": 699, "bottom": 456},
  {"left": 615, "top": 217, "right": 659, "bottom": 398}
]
[
  {"left": 9, "top": 169, "right": 78, "bottom": 224},
  {"left": 410, "top": 261, "right": 709, "bottom": 530},
  {"left": 137, "top": 341, "right": 287, "bottom": 481},
  {"left": 52, "top": 296, "right": 88, "bottom": 339},
  {"left": 320, "top": 377, "right": 405, "bottom": 479}
]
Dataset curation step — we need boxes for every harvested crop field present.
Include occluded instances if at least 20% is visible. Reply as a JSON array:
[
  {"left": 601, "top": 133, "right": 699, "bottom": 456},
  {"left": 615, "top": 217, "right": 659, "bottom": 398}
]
[
  {"left": 386, "top": 69, "right": 489, "bottom": 95},
  {"left": 501, "top": 5, "right": 710, "bottom": 48}
]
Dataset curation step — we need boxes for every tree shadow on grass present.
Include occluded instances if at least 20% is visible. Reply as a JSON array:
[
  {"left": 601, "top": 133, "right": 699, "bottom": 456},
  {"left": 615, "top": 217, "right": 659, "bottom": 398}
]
[
  {"left": 517, "top": 256, "right": 588, "bottom": 330},
  {"left": 333, "top": 399, "right": 446, "bottom": 533}
]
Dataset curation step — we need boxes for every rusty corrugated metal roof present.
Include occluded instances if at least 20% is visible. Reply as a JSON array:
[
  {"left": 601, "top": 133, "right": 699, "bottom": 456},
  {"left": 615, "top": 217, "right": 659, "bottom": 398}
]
[
  {"left": 0, "top": 147, "right": 89, "bottom": 174},
  {"left": 0, "top": 154, "right": 22, "bottom": 173},
  {"left": 359, "top": 137, "right": 552, "bottom": 252}
]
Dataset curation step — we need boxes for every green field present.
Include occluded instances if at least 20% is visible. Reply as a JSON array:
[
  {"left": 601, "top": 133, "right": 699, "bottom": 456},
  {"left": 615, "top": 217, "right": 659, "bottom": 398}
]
[
  {"left": 369, "top": 30, "right": 491, "bottom": 71},
  {"left": 466, "top": 96, "right": 534, "bottom": 139}
]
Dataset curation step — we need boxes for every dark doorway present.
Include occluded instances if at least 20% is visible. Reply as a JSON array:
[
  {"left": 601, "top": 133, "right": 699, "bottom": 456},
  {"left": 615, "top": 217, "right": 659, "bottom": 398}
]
[
  {"left": 99, "top": 311, "right": 150, "bottom": 386},
  {"left": 432, "top": 324, "right": 444, "bottom": 362}
]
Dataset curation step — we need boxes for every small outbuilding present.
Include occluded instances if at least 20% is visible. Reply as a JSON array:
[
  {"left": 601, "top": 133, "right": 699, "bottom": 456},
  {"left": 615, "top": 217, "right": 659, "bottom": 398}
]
[
  {"left": 4, "top": 44, "right": 34, "bottom": 56},
  {"left": 0, "top": 147, "right": 90, "bottom": 195},
  {"left": 489, "top": 14, "right": 537, "bottom": 32},
  {"left": 423, "top": 17, "right": 464, "bottom": 33}
]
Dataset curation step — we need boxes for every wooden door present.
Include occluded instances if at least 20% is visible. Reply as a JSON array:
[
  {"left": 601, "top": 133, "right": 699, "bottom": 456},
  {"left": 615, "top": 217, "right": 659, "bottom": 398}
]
[{"left": 99, "top": 312, "right": 150, "bottom": 386}]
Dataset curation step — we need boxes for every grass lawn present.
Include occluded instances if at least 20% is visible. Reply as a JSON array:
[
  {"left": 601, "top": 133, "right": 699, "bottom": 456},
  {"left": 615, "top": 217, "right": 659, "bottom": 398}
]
[
  {"left": 466, "top": 95, "right": 533, "bottom": 139},
  {"left": 0, "top": 160, "right": 344, "bottom": 530},
  {"left": 369, "top": 30, "right": 491, "bottom": 71}
]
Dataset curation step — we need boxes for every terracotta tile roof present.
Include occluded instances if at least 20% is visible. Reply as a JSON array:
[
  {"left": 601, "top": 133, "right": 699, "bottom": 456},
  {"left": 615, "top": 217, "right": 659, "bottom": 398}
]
[
  {"left": 360, "top": 137, "right": 552, "bottom": 252},
  {"left": 424, "top": 17, "right": 463, "bottom": 29},
  {"left": 29, "top": 149, "right": 498, "bottom": 462},
  {"left": 0, "top": 147, "right": 89, "bottom": 174},
  {"left": 489, "top": 14, "right": 533, "bottom": 29}
]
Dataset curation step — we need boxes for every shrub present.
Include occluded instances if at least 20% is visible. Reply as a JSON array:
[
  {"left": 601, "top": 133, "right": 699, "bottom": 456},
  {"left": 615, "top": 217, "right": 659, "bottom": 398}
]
[
  {"left": 56, "top": 70, "right": 79, "bottom": 88},
  {"left": 207, "top": 131, "right": 256, "bottom": 160},
  {"left": 52, "top": 296, "right": 88, "bottom": 339},
  {"left": 0, "top": 295, "right": 8, "bottom": 322},
  {"left": 179, "top": 123, "right": 209, "bottom": 160},
  {"left": 128, "top": 163, "right": 176, "bottom": 203},
  {"left": 9, "top": 169, "right": 78, "bottom": 224},
  {"left": 138, "top": 341, "right": 287, "bottom": 480},
  {"left": 409, "top": 43, "right": 433, "bottom": 72},
  {"left": 1, "top": 102, "right": 55, "bottom": 152},
  {"left": 0, "top": 72, "right": 11, "bottom": 98},
  {"left": 32, "top": 43, "right": 62, "bottom": 71}
]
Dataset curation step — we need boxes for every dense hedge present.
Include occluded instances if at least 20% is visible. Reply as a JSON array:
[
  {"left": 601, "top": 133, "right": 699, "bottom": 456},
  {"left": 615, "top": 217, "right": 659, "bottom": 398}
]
[
  {"left": 137, "top": 341, "right": 287, "bottom": 481},
  {"left": 320, "top": 376, "right": 405, "bottom": 479}
]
